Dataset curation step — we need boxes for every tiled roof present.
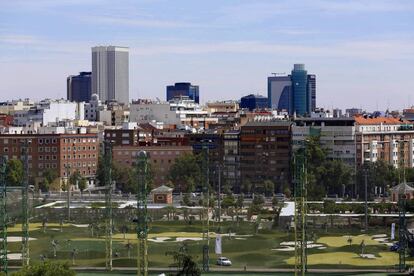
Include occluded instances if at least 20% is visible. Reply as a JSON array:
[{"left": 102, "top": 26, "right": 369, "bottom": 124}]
[{"left": 354, "top": 116, "right": 406, "bottom": 125}]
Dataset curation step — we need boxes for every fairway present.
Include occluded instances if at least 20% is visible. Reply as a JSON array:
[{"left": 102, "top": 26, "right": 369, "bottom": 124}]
[{"left": 3, "top": 220, "right": 409, "bottom": 270}]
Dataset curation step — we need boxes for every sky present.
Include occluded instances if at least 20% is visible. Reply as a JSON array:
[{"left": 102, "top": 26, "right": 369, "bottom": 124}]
[{"left": 0, "top": 0, "right": 413, "bottom": 111}]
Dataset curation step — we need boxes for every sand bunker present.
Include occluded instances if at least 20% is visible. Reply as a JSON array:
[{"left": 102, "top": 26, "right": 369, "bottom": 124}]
[
  {"left": 7, "top": 253, "right": 22, "bottom": 260},
  {"left": 148, "top": 237, "right": 170, "bottom": 243},
  {"left": 0, "top": 237, "right": 37, "bottom": 242},
  {"left": 360, "top": 254, "right": 376, "bottom": 259},
  {"left": 372, "top": 234, "right": 387, "bottom": 238},
  {"left": 71, "top": 224, "right": 89, "bottom": 228}
]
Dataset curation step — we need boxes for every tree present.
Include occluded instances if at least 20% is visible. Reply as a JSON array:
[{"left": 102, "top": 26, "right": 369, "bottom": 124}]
[
  {"left": 40, "top": 168, "right": 59, "bottom": 192},
  {"left": 125, "top": 240, "right": 133, "bottom": 259},
  {"left": 78, "top": 177, "right": 87, "bottom": 193},
  {"left": 166, "top": 245, "right": 201, "bottom": 276},
  {"left": 263, "top": 180, "right": 275, "bottom": 197},
  {"left": 168, "top": 154, "right": 202, "bottom": 193},
  {"left": 69, "top": 170, "right": 82, "bottom": 189},
  {"left": 11, "top": 262, "right": 75, "bottom": 276},
  {"left": 6, "top": 159, "right": 24, "bottom": 186},
  {"left": 241, "top": 179, "right": 252, "bottom": 195}
]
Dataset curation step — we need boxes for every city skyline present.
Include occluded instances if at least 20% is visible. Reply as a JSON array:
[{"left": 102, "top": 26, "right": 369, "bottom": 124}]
[{"left": 1, "top": 0, "right": 414, "bottom": 111}]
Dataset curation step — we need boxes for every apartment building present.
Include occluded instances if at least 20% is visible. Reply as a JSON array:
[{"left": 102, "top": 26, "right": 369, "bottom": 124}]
[
  {"left": 355, "top": 116, "right": 414, "bottom": 168},
  {"left": 112, "top": 145, "right": 192, "bottom": 187},
  {"left": 0, "top": 133, "right": 99, "bottom": 185}
]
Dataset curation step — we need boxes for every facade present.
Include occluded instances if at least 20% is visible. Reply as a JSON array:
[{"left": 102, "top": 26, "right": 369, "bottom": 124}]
[
  {"left": 166, "top": 83, "right": 199, "bottom": 103},
  {"left": 104, "top": 128, "right": 139, "bottom": 146},
  {"left": 92, "top": 46, "right": 129, "bottom": 104},
  {"left": 267, "top": 76, "right": 292, "bottom": 112},
  {"left": 206, "top": 101, "right": 239, "bottom": 113},
  {"left": 239, "top": 121, "right": 292, "bottom": 189},
  {"left": 84, "top": 94, "right": 105, "bottom": 121},
  {"left": 151, "top": 185, "right": 173, "bottom": 204},
  {"left": 355, "top": 116, "right": 414, "bottom": 168},
  {"left": 293, "top": 117, "right": 356, "bottom": 167},
  {"left": 67, "top": 72, "right": 92, "bottom": 102},
  {"left": 13, "top": 100, "right": 83, "bottom": 127},
  {"left": 240, "top": 94, "right": 268, "bottom": 111},
  {"left": 112, "top": 145, "right": 193, "bottom": 187},
  {"left": 346, "top": 108, "right": 363, "bottom": 117},
  {"left": 0, "top": 133, "right": 99, "bottom": 185},
  {"left": 223, "top": 130, "right": 241, "bottom": 192},
  {"left": 267, "top": 64, "right": 316, "bottom": 116},
  {"left": 130, "top": 100, "right": 179, "bottom": 125}
]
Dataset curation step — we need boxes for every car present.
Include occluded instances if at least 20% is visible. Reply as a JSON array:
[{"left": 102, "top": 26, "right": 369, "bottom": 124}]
[
  {"left": 216, "top": 257, "right": 232, "bottom": 266},
  {"left": 390, "top": 242, "right": 400, "bottom": 252}
]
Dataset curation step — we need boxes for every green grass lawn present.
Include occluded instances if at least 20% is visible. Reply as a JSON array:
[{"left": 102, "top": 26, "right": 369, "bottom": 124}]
[{"left": 4, "top": 220, "right": 409, "bottom": 270}]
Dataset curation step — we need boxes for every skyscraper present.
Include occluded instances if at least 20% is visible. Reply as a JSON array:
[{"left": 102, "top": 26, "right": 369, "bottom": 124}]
[
  {"left": 267, "top": 75, "right": 292, "bottom": 113},
  {"left": 267, "top": 64, "right": 316, "bottom": 116},
  {"left": 291, "top": 64, "right": 308, "bottom": 115},
  {"left": 166, "top": 82, "right": 199, "bottom": 103},
  {"left": 92, "top": 46, "right": 129, "bottom": 105},
  {"left": 67, "top": 72, "right": 92, "bottom": 102}
]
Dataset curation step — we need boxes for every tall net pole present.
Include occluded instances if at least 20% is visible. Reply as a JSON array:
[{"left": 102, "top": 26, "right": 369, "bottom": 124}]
[
  {"left": 104, "top": 142, "right": 113, "bottom": 271},
  {"left": 201, "top": 145, "right": 210, "bottom": 272},
  {"left": 398, "top": 193, "right": 406, "bottom": 272},
  {"left": 293, "top": 148, "right": 307, "bottom": 276},
  {"left": 21, "top": 139, "right": 30, "bottom": 266},
  {"left": 0, "top": 156, "right": 7, "bottom": 274},
  {"left": 136, "top": 151, "right": 148, "bottom": 276}
]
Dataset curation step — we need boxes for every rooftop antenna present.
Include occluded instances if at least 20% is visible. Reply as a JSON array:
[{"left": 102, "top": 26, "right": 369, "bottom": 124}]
[{"left": 271, "top": 72, "right": 286, "bottom": 76}]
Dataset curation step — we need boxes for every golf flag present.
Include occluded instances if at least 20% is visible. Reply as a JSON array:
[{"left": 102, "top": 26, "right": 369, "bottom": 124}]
[
  {"left": 215, "top": 234, "right": 222, "bottom": 255},
  {"left": 391, "top": 223, "right": 395, "bottom": 240}
]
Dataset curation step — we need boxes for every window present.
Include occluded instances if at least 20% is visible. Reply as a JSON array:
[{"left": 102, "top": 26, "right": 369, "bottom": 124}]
[
  {"left": 39, "top": 147, "right": 43, "bottom": 152},
  {"left": 3, "top": 148, "right": 8, "bottom": 153},
  {"left": 39, "top": 155, "right": 43, "bottom": 160},
  {"left": 39, "top": 139, "right": 43, "bottom": 144}
]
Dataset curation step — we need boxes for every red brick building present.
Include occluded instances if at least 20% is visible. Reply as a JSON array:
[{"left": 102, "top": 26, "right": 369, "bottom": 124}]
[
  {"left": 0, "top": 133, "right": 99, "bottom": 184},
  {"left": 112, "top": 145, "right": 193, "bottom": 187}
]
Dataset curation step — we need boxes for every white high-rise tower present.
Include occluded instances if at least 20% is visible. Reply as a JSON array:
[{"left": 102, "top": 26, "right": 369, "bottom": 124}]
[{"left": 92, "top": 46, "right": 129, "bottom": 105}]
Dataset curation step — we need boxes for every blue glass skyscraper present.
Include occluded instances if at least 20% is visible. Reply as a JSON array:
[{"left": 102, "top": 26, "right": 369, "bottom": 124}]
[
  {"left": 267, "top": 64, "right": 316, "bottom": 116},
  {"left": 291, "top": 64, "right": 308, "bottom": 115},
  {"left": 166, "top": 82, "right": 199, "bottom": 103},
  {"left": 67, "top": 72, "right": 92, "bottom": 102}
]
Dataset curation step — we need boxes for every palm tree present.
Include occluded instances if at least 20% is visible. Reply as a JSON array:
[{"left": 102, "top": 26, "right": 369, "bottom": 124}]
[
  {"left": 125, "top": 240, "right": 133, "bottom": 259},
  {"left": 51, "top": 239, "right": 58, "bottom": 258},
  {"left": 71, "top": 248, "right": 77, "bottom": 265},
  {"left": 120, "top": 225, "right": 129, "bottom": 239}
]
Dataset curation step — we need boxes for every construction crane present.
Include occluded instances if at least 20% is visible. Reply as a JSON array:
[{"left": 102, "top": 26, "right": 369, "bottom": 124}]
[
  {"left": 104, "top": 141, "right": 113, "bottom": 271},
  {"left": 136, "top": 151, "right": 148, "bottom": 276},
  {"left": 0, "top": 156, "right": 7, "bottom": 274},
  {"left": 293, "top": 147, "right": 307, "bottom": 276}
]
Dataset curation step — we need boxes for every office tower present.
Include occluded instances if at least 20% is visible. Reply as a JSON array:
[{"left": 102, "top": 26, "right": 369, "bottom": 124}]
[
  {"left": 308, "top": 74, "right": 316, "bottom": 112},
  {"left": 240, "top": 94, "right": 268, "bottom": 111},
  {"left": 267, "top": 64, "right": 316, "bottom": 116},
  {"left": 291, "top": 64, "right": 308, "bottom": 115},
  {"left": 166, "top": 82, "right": 199, "bottom": 103},
  {"left": 267, "top": 76, "right": 292, "bottom": 113},
  {"left": 92, "top": 46, "right": 129, "bottom": 105},
  {"left": 67, "top": 72, "right": 92, "bottom": 102}
]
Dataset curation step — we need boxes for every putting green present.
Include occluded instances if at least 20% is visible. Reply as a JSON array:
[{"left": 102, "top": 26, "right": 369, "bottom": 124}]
[
  {"left": 286, "top": 251, "right": 400, "bottom": 266},
  {"left": 6, "top": 223, "right": 72, "bottom": 233},
  {"left": 317, "top": 234, "right": 383, "bottom": 247},
  {"left": 112, "top": 231, "right": 222, "bottom": 240}
]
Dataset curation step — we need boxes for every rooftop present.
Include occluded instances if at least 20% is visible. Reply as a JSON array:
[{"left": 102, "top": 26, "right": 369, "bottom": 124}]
[{"left": 354, "top": 116, "right": 406, "bottom": 125}]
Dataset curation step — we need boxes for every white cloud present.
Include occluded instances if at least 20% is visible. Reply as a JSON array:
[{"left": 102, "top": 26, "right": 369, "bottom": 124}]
[
  {"left": 0, "top": 35, "right": 40, "bottom": 45},
  {"left": 80, "top": 15, "right": 200, "bottom": 28}
]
